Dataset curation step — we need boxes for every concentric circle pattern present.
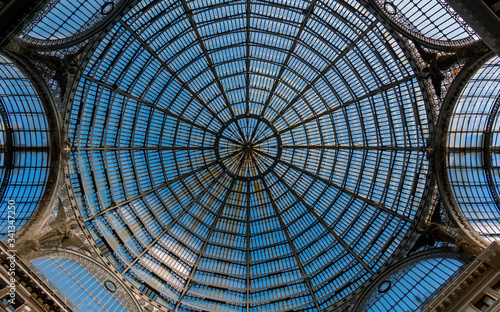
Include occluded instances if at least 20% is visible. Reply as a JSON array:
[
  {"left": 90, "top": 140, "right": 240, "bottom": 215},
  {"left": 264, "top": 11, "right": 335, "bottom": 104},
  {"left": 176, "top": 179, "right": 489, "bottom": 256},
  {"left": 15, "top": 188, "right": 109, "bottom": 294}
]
[
  {"left": 216, "top": 115, "right": 282, "bottom": 181},
  {"left": 68, "top": 0, "right": 430, "bottom": 311}
]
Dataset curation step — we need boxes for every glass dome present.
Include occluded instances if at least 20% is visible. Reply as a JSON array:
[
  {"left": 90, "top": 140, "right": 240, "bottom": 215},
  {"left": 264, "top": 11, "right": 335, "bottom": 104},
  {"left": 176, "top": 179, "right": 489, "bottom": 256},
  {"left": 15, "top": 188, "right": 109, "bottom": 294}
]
[
  {"left": 67, "top": 0, "right": 430, "bottom": 310},
  {"left": 363, "top": 255, "right": 465, "bottom": 311},
  {"left": 19, "top": 0, "right": 123, "bottom": 47},
  {"left": 447, "top": 55, "right": 500, "bottom": 242},
  {"left": 0, "top": 54, "right": 51, "bottom": 238},
  {"left": 371, "top": 0, "right": 478, "bottom": 48}
]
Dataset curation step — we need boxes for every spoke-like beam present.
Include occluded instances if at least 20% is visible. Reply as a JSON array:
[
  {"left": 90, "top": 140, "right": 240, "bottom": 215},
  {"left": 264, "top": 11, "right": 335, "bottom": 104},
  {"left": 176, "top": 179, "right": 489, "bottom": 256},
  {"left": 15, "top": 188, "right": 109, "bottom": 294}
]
[
  {"left": 180, "top": 0, "right": 246, "bottom": 139},
  {"left": 253, "top": 74, "right": 417, "bottom": 146},
  {"left": 173, "top": 178, "right": 237, "bottom": 311},
  {"left": 83, "top": 150, "right": 238, "bottom": 221},
  {"left": 282, "top": 145, "right": 422, "bottom": 151},
  {"left": 245, "top": 180, "right": 251, "bottom": 312},
  {"left": 269, "top": 169, "right": 375, "bottom": 275},
  {"left": 270, "top": 20, "right": 378, "bottom": 124},
  {"left": 76, "top": 146, "right": 215, "bottom": 151},
  {"left": 122, "top": 170, "right": 226, "bottom": 274},
  {"left": 252, "top": 155, "right": 322, "bottom": 311},
  {"left": 260, "top": 151, "right": 413, "bottom": 222},
  {"left": 248, "top": 0, "right": 318, "bottom": 143},
  {"left": 81, "top": 74, "right": 242, "bottom": 146},
  {"left": 119, "top": 21, "right": 225, "bottom": 125},
  {"left": 80, "top": 73, "right": 220, "bottom": 137},
  {"left": 245, "top": 0, "right": 251, "bottom": 116},
  {"left": 256, "top": 0, "right": 318, "bottom": 120},
  {"left": 275, "top": 74, "right": 416, "bottom": 134}
]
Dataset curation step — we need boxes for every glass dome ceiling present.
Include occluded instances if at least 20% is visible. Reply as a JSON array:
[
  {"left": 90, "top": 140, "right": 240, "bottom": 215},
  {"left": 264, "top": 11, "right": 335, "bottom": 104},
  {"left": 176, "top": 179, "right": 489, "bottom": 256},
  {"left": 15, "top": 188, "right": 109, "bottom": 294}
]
[
  {"left": 447, "top": 55, "right": 500, "bottom": 242},
  {"left": 0, "top": 54, "right": 51, "bottom": 238},
  {"left": 19, "top": 0, "right": 123, "bottom": 47},
  {"left": 67, "top": 0, "right": 430, "bottom": 310}
]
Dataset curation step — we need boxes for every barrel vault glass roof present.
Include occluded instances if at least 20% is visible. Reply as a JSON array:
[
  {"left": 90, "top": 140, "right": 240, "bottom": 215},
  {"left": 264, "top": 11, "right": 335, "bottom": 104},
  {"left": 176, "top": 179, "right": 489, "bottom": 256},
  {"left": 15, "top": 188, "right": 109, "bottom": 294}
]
[
  {"left": 363, "top": 256, "right": 465, "bottom": 312},
  {"left": 33, "top": 256, "right": 131, "bottom": 312},
  {"left": 0, "top": 54, "right": 51, "bottom": 238},
  {"left": 65, "top": 0, "right": 431, "bottom": 311},
  {"left": 447, "top": 56, "right": 500, "bottom": 242}
]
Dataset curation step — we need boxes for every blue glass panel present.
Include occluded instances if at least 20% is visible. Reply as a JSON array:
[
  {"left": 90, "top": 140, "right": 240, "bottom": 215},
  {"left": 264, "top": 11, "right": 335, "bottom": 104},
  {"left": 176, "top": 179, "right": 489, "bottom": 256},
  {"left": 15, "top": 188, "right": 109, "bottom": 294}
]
[{"left": 33, "top": 257, "right": 130, "bottom": 312}]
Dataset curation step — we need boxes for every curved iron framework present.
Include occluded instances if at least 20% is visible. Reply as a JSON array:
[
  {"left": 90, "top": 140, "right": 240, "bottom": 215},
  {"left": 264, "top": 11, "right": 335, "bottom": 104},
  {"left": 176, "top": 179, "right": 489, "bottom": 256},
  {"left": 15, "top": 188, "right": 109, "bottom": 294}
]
[
  {"left": 484, "top": 94, "right": 500, "bottom": 211},
  {"left": 27, "top": 250, "right": 142, "bottom": 312},
  {"left": 18, "top": 0, "right": 131, "bottom": 49},
  {"left": 66, "top": 0, "right": 432, "bottom": 311},
  {"left": 366, "top": 0, "right": 479, "bottom": 50},
  {"left": 0, "top": 99, "right": 14, "bottom": 203},
  {"left": 444, "top": 55, "right": 500, "bottom": 243},
  {"left": 0, "top": 54, "right": 52, "bottom": 238},
  {"left": 353, "top": 249, "right": 468, "bottom": 312}
]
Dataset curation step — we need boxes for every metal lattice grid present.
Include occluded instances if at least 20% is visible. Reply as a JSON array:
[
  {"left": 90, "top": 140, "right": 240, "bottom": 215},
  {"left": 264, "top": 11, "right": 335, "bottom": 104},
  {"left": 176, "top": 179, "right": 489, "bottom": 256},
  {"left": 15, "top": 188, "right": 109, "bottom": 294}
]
[
  {"left": 447, "top": 55, "right": 500, "bottom": 242},
  {"left": 0, "top": 54, "right": 51, "bottom": 238},
  {"left": 67, "top": 0, "right": 431, "bottom": 311},
  {"left": 18, "top": 0, "right": 124, "bottom": 47},
  {"left": 371, "top": 0, "right": 478, "bottom": 49}
]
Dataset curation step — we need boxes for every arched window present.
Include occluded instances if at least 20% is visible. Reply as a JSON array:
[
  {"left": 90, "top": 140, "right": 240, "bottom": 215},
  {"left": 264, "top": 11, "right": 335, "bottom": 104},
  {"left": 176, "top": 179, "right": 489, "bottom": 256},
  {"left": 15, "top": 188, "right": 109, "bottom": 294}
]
[
  {"left": 362, "top": 254, "right": 466, "bottom": 311},
  {"left": 447, "top": 56, "right": 500, "bottom": 242},
  {"left": 371, "top": 0, "right": 478, "bottom": 48},
  {"left": 0, "top": 54, "right": 51, "bottom": 237},
  {"left": 32, "top": 256, "right": 133, "bottom": 312},
  {"left": 18, "top": 0, "right": 122, "bottom": 47}
]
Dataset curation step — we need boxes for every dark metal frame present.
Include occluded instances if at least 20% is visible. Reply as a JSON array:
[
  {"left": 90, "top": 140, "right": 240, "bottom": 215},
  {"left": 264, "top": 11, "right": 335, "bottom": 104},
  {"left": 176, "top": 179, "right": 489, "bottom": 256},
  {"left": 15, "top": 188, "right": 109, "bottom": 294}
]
[
  {"left": 18, "top": 0, "right": 134, "bottom": 50},
  {"left": 60, "top": 0, "right": 436, "bottom": 311},
  {"left": 364, "top": 0, "right": 478, "bottom": 50},
  {"left": 434, "top": 51, "right": 497, "bottom": 247}
]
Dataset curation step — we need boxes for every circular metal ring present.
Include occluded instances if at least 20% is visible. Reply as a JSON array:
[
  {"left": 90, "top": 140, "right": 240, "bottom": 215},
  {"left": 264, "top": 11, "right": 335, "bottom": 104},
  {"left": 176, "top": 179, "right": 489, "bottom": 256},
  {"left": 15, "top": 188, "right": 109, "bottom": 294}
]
[
  {"left": 383, "top": 1, "right": 397, "bottom": 15},
  {"left": 104, "top": 280, "right": 118, "bottom": 293},
  {"left": 378, "top": 280, "right": 392, "bottom": 293},
  {"left": 101, "top": 2, "right": 115, "bottom": 15},
  {"left": 214, "top": 114, "right": 282, "bottom": 181}
]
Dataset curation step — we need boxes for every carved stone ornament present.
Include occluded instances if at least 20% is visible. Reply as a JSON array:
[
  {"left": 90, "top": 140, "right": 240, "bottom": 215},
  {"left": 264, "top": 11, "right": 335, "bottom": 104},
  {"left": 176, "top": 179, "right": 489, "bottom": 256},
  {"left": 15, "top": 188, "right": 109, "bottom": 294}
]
[
  {"left": 416, "top": 222, "right": 484, "bottom": 256},
  {"left": 17, "top": 199, "right": 90, "bottom": 255},
  {"left": 137, "top": 297, "right": 158, "bottom": 312}
]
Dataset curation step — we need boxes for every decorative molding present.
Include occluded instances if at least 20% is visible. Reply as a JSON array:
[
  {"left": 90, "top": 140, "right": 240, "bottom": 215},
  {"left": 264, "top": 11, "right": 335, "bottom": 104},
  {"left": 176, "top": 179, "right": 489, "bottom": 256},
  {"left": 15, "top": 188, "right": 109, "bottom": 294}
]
[
  {"left": 0, "top": 242, "right": 71, "bottom": 312},
  {"left": 423, "top": 241, "right": 500, "bottom": 312},
  {"left": 17, "top": 199, "right": 91, "bottom": 255},
  {"left": 352, "top": 248, "right": 470, "bottom": 312},
  {"left": 25, "top": 249, "right": 143, "bottom": 312},
  {"left": 433, "top": 51, "right": 497, "bottom": 249}
]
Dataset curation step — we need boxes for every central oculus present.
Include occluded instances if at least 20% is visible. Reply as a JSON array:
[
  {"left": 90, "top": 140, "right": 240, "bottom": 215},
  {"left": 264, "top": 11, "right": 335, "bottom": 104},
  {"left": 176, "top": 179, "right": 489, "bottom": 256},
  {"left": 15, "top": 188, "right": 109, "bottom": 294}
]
[{"left": 215, "top": 114, "right": 282, "bottom": 181}]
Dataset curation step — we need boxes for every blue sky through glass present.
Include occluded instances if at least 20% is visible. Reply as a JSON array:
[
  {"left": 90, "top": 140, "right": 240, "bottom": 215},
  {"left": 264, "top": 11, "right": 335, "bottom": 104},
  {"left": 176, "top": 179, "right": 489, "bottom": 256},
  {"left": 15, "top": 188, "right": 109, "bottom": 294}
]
[
  {"left": 0, "top": 54, "right": 50, "bottom": 238},
  {"left": 66, "top": 0, "right": 430, "bottom": 310},
  {"left": 34, "top": 257, "right": 129, "bottom": 312}
]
